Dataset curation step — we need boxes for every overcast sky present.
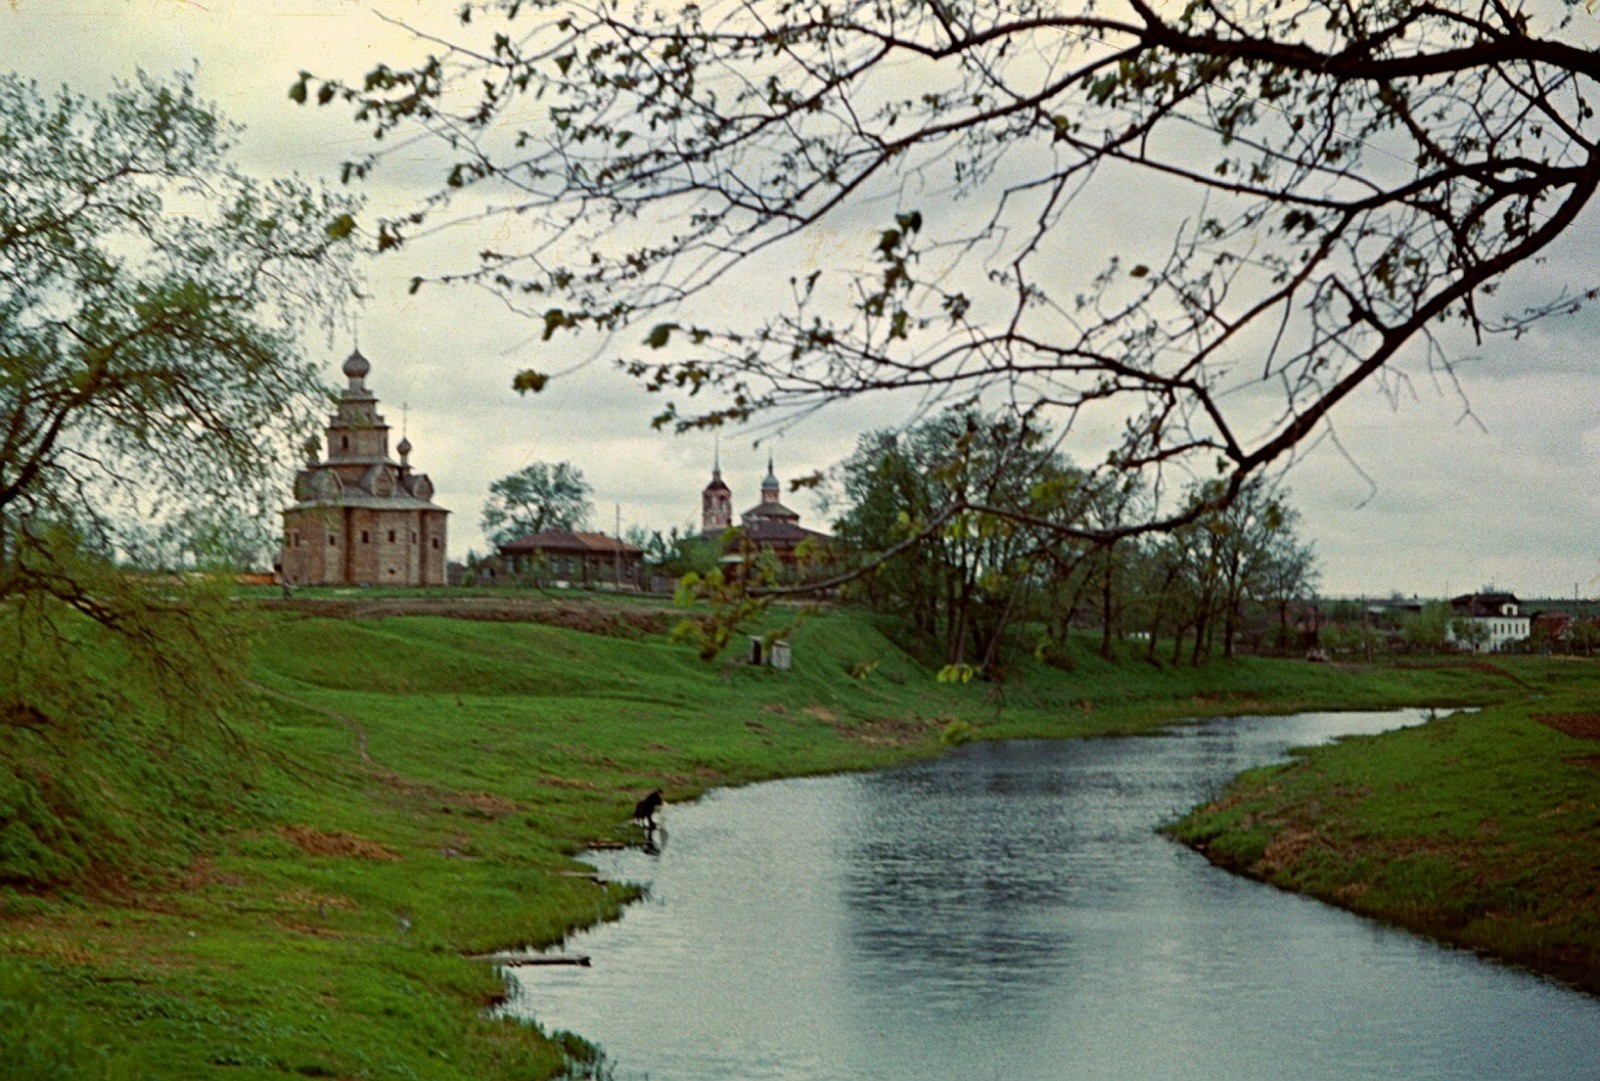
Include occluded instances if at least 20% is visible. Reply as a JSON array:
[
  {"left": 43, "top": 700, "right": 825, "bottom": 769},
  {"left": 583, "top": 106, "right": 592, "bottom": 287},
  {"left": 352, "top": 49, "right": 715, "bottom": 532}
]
[{"left": 5, "top": 1, "right": 1599, "bottom": 599}]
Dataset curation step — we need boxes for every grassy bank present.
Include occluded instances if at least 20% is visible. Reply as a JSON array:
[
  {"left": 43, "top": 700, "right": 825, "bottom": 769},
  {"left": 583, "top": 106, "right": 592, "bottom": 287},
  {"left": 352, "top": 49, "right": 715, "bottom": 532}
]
[
  {"left": 0, "top": 600, "right": 1574, "bottom": 1078},
  {"left": 1170, "top": 660, "right": 1600, "bottom": 995}
]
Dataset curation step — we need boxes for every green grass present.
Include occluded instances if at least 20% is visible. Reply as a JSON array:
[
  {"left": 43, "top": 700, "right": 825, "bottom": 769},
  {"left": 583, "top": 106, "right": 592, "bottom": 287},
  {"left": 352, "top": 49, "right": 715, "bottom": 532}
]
[
  {"left": 1169, "top": 659, "right": 1600, "bottom": 994},
  {"left": 0, "top": 603, "right": 1585, "bottom": 1078}
]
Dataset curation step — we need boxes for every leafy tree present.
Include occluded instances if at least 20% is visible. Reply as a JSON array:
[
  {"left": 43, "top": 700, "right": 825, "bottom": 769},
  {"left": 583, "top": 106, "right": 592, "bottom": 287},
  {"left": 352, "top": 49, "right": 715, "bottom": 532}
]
[
  {"left": 0, "top": 71, "right": 360, "bottom": 717},
  {"left": 481, "top": 461, "right": 593, "bottom": 544},
  {"left": 310, "top": 0, "right": 1600, "bottom": 538},
  {"left": 1571, "top": 618, "right": 1600, "bottom": 656},
  {"left": 834, "top": 409, "right": 1084, "bottom": 674},
  {"left": 1259, "top": 530, "right": 1321, "bottom": 655},
  {"left": 624, "top": 522, "right": 722, "bottom": 579},
  {"left": 1136, "top": 478, "right": 1316, "bottom": 664},
  {"left": 1401, "top": 603, "right": 1453, "bottom": 653},
  {"left": 123, "top": 502, "right": 278, "bottom": 572},
  {"left": 1450, "top": 617, "right": 1492, "bottom": 652}
]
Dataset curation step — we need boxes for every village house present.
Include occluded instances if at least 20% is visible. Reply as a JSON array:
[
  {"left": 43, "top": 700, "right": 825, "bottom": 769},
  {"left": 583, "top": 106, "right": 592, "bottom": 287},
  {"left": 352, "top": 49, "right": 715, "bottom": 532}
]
[
  {"left": 280, "top": 350, "right": 448, "bottom": 586},
  {"left": 1445, "top": 592, "right": 1529, "bottom": 653},
  {"left": 496, "top": 530, "right": 645, "bottom": 589}
]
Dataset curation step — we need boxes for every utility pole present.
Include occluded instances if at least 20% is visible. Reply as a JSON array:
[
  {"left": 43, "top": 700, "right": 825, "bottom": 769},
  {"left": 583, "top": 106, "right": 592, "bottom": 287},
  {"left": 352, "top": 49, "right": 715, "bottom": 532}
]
[{"left": 614, "top": 503, "right": 622, "bottom": 589}]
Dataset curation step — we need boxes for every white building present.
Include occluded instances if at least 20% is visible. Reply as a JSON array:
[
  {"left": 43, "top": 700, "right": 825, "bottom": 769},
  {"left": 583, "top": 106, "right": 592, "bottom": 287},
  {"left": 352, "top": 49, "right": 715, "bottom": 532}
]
[{"left": 1445, "top": 592, "right": 1529, "bottom": 653}]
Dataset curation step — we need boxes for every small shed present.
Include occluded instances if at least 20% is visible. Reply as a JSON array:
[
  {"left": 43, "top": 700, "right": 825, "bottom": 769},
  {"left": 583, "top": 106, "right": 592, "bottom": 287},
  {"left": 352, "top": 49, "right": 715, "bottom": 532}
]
[{"left": 748, "top": 635, "right": 792, "bottom": 671}]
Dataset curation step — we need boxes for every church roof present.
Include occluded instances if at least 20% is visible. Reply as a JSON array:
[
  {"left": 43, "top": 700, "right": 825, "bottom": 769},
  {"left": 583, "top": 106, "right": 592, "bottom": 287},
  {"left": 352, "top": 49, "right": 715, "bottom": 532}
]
[
  {"left": 743, "top": 500, "right": 801, "bottom": 521},
  {"left": 283, "top": 493, "right": 448, "bottom": 513},
  {"left": 704, "top": 473, "right": 730, "bottom": 493},
  {"left": 742, "top": 518, "right": 829, "bottom": 544},
  {"left": 284, "top": 348, "right": 450, "bottom": 517}
]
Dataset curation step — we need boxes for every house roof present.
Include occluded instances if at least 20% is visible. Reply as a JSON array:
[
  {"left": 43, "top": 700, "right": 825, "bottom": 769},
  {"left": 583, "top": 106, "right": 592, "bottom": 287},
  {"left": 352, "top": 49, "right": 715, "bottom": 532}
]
[
  {"left": 1450, "top": 592, "right": 1524, "bottom": 617},
  {"left": 498, "top": 530, "right": 643, "bottom": 556}
]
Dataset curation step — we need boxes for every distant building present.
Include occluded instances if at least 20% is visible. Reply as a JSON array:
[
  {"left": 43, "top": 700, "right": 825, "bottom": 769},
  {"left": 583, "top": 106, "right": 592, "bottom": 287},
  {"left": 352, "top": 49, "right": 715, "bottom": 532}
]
[
  {"left": 1445, "top": 592, "right": 1529, "bottom": 652},
  {"left": 280, "top": 349, "right": 449, "bottom": 586},
  {"left": 700, "top": 454, "right": 830, "bottom": 567},
  {"left": 497, "top": 530, "right": 644, "bottom": 588},
  {"left": 700, "top": 448, "right": 733, "bottom": 535}
]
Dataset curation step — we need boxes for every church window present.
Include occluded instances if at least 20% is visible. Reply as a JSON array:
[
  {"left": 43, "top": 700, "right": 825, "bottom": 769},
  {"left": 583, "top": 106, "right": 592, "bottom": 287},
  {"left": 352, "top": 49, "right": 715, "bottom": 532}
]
[
  {"left": 388, "top": 530, "right": 396, "bottom": 543},
  {"left": 341, "top": 435, "right": 349, "bottom": 450},
  {"left": 328, "top": 535, "right": 337, "bottom": 546},
  {"left": 431, "top": 538, "right": 439, "bottom": 549},
  {"left": 361, "top": 530, "right": 369, "bottom": 543}
]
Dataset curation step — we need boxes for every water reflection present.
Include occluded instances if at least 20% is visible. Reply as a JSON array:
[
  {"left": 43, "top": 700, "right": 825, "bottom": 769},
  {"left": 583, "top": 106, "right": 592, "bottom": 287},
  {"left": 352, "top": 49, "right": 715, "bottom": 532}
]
[{"left": 506, "top": 709, "right": 1600, "bottom": 1080}]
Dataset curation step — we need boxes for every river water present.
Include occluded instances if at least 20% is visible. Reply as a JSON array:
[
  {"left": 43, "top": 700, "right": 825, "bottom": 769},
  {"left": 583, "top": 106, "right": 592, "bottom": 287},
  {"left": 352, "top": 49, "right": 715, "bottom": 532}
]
[{"left": 505, "top": 709, "right": 1600, "bottom": 1079}]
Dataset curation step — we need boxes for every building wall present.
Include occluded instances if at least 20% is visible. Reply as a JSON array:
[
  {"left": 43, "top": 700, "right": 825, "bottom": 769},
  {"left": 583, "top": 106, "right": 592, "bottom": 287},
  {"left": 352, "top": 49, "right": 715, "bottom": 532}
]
[
  {"left": 1446, "top": 615, "right": 1530, "bottom": 653},
  {"left": 282, "top": 506, "right": 447, "bottom": 586},
  {"left": 326, "top": 424, "right": 389, "bottom": 460}
]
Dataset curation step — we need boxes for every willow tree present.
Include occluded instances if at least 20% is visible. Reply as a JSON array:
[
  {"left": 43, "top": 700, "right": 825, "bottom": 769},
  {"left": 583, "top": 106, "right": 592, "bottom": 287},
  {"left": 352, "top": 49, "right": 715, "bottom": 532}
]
[
  {"left": 1, "top": 71, "right": 361, "bottom": 717},
  {"left": 309, "top": 0, "right": 1599, "bottom": 537}
]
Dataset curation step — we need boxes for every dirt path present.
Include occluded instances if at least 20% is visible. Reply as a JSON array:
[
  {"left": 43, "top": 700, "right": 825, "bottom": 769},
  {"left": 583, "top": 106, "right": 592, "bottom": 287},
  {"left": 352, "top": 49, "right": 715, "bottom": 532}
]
[{"left": 248, "top": 681, "right": 372, "bottom": 765}]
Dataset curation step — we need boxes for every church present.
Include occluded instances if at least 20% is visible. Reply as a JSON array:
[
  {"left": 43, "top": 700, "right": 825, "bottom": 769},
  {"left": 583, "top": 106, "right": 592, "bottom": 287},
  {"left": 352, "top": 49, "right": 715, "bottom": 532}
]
[
  {"left": 701, "top": 453, "right": 830, "bottom": 565},
  {"left": 279, "top": 350, "right": 449, "bottom": 586}
]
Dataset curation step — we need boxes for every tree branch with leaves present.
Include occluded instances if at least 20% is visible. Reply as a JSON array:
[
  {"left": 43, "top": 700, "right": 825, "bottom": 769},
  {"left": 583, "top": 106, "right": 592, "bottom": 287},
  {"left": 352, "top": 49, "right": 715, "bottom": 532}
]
[
  {"left": 308, "top": 0, "right": 1599, "bottom": 539},
  {"left": 1, "top": 70, "right": 361, "bottom": 720}
]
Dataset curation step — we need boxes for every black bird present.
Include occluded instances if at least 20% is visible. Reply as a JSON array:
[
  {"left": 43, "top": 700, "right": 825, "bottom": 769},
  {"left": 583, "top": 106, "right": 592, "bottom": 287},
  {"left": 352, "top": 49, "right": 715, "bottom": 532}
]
[{"left": 632, "top": 789, "right": 663, "bottom": 828}]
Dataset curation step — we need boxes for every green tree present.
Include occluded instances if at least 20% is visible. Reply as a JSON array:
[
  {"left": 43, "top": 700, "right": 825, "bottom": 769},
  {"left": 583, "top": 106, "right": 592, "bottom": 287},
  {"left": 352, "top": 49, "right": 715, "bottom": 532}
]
[
  {"left": 1401, "top": 603, "right": 1453, "bottom": 653},
  {"left": 1571, "top": 618, "right": 1600, "bottom": 656},
  {"left": 311, "top": 0, "right": 1600, "bottom": 539},
  {"left": 0, "top": 71, "right": 360, "bottom": 716},
  {"left": 1260, "top": 531, "right": 1320, "bottom": 655},
  {"left": 1136, "top": 479, "right": 1316, "bottom": 664},
  {"left": 481, "top": 461, "right": 594, "bottom": 544},
  {"left": 624, "top": 523, "right": 721, "bottom": 579},
  {"left": 834, "top": 409, "right": 1084, "bottom": 675},
  {"left": 1451, "top": 617, "right": 1492, "bottom": 652}
]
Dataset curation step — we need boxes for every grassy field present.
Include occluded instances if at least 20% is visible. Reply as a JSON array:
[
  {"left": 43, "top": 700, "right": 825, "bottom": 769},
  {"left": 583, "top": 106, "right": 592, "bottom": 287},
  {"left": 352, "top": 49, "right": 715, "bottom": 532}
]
[
  {"left": 0, "top": 598, "right": 1585, "bottom": 1079},
  {"left": 1170, "top": 659, "right": 1600, "bottom": 995}
]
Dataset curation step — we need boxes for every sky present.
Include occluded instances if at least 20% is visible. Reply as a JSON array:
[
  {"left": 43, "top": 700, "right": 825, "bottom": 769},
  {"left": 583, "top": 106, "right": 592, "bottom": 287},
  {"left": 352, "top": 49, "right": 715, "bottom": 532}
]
[{"left": 4, "top": 0, "right": 1599, "bottom": 599}]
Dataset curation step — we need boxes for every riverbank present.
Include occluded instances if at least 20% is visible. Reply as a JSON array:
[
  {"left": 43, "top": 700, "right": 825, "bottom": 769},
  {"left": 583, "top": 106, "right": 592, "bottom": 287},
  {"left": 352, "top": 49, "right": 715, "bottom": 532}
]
[
  {"left": 0, "top": 602, "right": 1579, "bottom": 1079},
  {"left": 1170, "top": 661, "right": 1600, "bottom": 996}
]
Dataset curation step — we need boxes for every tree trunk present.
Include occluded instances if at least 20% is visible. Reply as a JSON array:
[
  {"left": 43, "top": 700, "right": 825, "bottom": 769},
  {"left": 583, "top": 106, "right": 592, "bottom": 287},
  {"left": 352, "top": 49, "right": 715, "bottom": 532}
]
[{"left": 1099, "top": 545, "right": 1116, "bottom": 660}]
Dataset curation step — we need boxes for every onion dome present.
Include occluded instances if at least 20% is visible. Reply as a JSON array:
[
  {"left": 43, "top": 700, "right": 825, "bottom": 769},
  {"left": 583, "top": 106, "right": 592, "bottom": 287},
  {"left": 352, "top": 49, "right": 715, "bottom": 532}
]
[
  {"left": 342, "top": 348, "right": 371, "bottom": 380},
  {"left": 397, "top": 435, "right": 413, "bottom": 458},
  {"left": 761, "top": 454, "right": 780, "bottom": 492}
]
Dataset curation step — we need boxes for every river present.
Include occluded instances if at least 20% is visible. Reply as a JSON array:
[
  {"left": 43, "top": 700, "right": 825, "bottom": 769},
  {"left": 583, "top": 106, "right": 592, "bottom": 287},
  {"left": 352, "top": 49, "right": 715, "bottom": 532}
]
[{"left": 504, "top": 708, "right": 1600, "bottom": 1079}]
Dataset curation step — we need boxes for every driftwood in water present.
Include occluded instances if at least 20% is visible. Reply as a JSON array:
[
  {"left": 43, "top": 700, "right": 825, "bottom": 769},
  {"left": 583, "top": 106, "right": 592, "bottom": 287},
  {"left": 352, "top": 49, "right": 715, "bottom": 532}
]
[
  {"left": 472, "top": 951, "right": 592, "bottom": 967},
  {"left": 556, "top": 870, "right": 609, "bottom": 885}
]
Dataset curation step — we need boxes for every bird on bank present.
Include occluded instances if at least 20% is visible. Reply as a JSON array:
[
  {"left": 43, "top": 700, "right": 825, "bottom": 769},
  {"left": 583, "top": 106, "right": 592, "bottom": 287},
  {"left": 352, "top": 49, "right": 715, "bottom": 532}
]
[{"left": 632, "top": 789, "right": 663, "bottom": 829}]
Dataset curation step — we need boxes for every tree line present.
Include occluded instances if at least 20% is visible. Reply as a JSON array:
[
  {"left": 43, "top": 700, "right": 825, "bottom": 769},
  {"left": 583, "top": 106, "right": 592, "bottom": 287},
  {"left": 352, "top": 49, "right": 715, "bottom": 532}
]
[{"left": 826, "top": 409, "right": 1320, "bottom": 678}]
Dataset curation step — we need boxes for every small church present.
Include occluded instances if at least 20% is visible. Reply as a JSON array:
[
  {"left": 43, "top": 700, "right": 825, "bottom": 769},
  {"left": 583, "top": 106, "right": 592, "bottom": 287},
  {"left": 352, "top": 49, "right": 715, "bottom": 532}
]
[
  {"left": 280, "top": 350, "right": 449, "bottom": 586},
  {"left": 700, "top": 452, "right": 829, "bottom": 564}
]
